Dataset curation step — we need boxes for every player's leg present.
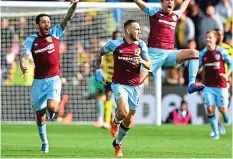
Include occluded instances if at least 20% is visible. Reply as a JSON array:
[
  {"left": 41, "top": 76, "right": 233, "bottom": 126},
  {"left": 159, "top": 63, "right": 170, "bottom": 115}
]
[
  {"left": 104, "top": 83, "right": 113, "bottom": 127},
  {"left": 46, "top": 77, "right": 62, "bottom": 120},
  {"left": 31, "top": 79, "right": 49, "bottom": 152},
  {"left": 112, "top": 85, "right": 139, "bottom": 157},
  {"left": 111, "top": 83, "right": 130, "bottom": 138},
  {"left": 175, "top": 49, "right": 204, "bottom": 93},
  {"left": 112, "top": 109, "right": 136, "bottom": 157},
  {"left": 139, "top": 48, "right": 167, "bottom": 84},
  {"left": 203, "top": 87, "right": 219, "bottom": 140},
  {"left": 94, "top": 91, "right": 105, "bottom": 128},
  {"left": 217, "top": 88, "right": 229, "bottom": 135},
  {"left": 36, "top": 108, "right": 49, "bottom": 153}
]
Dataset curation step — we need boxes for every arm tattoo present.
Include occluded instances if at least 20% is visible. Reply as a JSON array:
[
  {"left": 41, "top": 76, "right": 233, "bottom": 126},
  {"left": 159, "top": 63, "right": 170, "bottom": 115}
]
[{"left": 61, "top": 2, "right": 78, "bottom": 29}]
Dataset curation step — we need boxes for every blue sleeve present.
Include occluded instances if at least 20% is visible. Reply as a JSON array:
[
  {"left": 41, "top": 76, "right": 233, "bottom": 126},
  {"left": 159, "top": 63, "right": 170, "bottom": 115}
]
[
  {"left": 139, "top": 40, "right": 150, "bottom": 59},
  {"left": 23, "top": 35, "right": 37, "bottom": 55},
  {"left": 221, "top": 48, "right": 233, "bottom": 71},
  {"left": 103, "top": 39, "right": 123, "bottom": 53},
  {"left": 143, "top": 5, "right": 161, "bottom": 16},
  {"left": 199, "top": 48, "right": 207, "bottom": 67},
  {"left": 49, "top": 24, "right": 64, "bottom": 39}
]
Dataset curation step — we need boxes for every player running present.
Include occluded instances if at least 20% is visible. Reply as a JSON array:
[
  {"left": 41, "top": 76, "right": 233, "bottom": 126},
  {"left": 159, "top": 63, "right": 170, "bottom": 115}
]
[
  {"left": 199, "top": 30, "right": 232, "bottom": 140},
  {"left": 135, "top": 0, "right": 204, "bottom": 93},
  {"left": 95, "top": 20, "right": 151, "bottom": 157},
  {"left": 20, "top": 0, "right": 79, "bottom": 153}
]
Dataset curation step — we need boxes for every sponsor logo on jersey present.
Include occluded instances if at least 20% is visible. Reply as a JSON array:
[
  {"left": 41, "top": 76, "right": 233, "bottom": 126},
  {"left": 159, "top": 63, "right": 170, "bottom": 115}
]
[{"left": 34, "top": 43, "right": 55, "bottom": 54}]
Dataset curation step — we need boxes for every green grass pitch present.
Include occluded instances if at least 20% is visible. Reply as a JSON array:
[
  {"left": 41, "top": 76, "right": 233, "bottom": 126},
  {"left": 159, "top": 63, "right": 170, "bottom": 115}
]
[{"left": 1, "top": 124, "right": 232, "bottom": 158}]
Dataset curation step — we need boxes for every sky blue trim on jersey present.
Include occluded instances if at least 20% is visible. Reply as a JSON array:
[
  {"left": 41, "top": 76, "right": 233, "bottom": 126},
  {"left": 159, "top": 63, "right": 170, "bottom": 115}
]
[
  {"left": 173, "top": 10, "right": 183, "bottom": 19},
  {"left": 143, "top": 5, "right": 161, "bottom": 16},
  {"left": 24, "top": 33, "right": 38, "bottom": 55},
  {"left": 103, "top": 39, "right": 124, "bottom": 53},
  {"left": 49, "top": 24, "right": 65, "bottom": 39},
  {"left": 135, "top": 40, "right": 150, "bottom": 59},
  {"left": 216, "top": 46, "right": 233, "bottom": 71},
  {"left": 199, "top": 47, "right": 208, "bottom": 67}
]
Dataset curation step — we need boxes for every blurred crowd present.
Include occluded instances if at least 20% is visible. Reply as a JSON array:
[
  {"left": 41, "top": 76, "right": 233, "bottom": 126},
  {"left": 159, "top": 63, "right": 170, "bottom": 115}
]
[{"left": 1, "top": 0, "right": 232, "bottom": 92}]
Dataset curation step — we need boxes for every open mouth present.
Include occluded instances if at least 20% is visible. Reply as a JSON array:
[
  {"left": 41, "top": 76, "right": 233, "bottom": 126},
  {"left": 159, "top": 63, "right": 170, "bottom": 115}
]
[
  {"left": 44, "top": 28, "right": 49, "bottom": 33},
  {"left": 168, "top": 5, "right": 172, "bottom": 10}
]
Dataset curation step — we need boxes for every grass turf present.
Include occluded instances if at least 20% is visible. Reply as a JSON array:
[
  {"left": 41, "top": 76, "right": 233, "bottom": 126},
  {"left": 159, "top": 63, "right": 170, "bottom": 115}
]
[{"left": 1, "top": 124, "right": 232, "bottom": 158}]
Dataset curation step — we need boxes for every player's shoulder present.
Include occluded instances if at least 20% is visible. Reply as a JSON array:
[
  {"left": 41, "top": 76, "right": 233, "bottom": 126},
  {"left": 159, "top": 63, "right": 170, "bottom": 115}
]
[
  {"left": 216, "top": 45, "right": 227, "bottom": 54},
  {"left": 108, "top": 38, "right": 124, "bottom": 46},
  {"left": 200, "top": 47, "right": 208, "bottom": 55},
  {"left": 135, "top": 39, "right": 147, "bottom": 47},
  {"left": 25, "top": 33, "right": 38, "bottom": 42}
]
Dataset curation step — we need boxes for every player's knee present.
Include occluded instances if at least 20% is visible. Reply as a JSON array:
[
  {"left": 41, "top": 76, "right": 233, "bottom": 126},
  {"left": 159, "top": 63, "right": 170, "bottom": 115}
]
[
  {"left": 118, "top": 111, "right": 128, "bottom": 119},
  {"left": 36, "top": 112, "right": 46, "bottom": 124},
  {"left": 190, "top": 49, "right": 199, "bottom": 58},
  {"left": 48, "top": 105, "right": 59, "bottom": 113}
]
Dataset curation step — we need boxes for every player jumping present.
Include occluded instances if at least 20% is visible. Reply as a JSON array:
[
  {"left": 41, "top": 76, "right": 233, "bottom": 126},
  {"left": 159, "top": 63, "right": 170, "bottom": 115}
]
[{"left": 135, "top": 0, "right": 205, "bottom": 93}]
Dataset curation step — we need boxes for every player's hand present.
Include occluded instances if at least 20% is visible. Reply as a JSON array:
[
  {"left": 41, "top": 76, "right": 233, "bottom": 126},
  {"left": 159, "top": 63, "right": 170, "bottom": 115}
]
[
  {"left": 70, "top": 0, "right": 79, "bottom": 4},
  {"left": 134, "top": 54, "right": 144, "bottom": 65},
  {"left": 95, "top": 69, "right": 106, "bottom": 85},
  {"left": 219, "top": 73, "right": 228, "bottom": 81},
  {"left": 20, "top": 65, "right": 28, "bottom": 77}
]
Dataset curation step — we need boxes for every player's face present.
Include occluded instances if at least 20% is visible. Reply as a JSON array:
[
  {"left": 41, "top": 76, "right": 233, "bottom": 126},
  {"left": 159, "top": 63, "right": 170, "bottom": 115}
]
[
  {"left": 205, "top": 32, "right": 217, "bottom": 47},
  {"left": 161, "top": 0, "right": 175, "bottom": 14},
  {"left": 217, "top": 30, "right": 224, "bottom": 43},
  {"left": 129, "top": 22, "right": 141, "bottom": 41},
  {"left": 38, "top": 16, "right": 51, "bottom": 36}
]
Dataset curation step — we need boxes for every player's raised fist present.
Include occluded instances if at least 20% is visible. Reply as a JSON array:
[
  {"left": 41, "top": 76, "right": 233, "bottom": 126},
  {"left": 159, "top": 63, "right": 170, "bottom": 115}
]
[{"left": 70, "top": 0, "right": 79, "bottom": 4}]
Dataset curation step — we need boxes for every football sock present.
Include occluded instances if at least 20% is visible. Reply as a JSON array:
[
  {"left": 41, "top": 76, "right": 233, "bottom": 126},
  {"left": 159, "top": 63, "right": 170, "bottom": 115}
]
[
  {"left": 207, "top": 114, "right": 219, "bottom": 135},
  {"left": 104, "top": 100, "right": 112, "bottom": 125},
  {"left": 37, "top": 122, "right": 48, "bottom": 144},
  {"left": 116, "top": 122, "right": 130, "bottom": 145},
  {"left": 222, "top": 113, "right": 229, "bottom": 124},
  {"left": 188, "top": 59, "right": 199, "bottom": 86},
  {"left": 114, "top": 113, "right": 123, "bottom": 125},
  {"left": 97, "top": 101, "right": 104, "bottom": 120}
]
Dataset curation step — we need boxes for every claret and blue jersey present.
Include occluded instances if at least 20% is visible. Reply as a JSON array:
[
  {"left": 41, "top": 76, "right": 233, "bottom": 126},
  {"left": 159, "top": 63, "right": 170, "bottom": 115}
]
[
  {"left": 24, "top": 24, "right": 64, "bottom": 79},
  {"left": 103, "top": 38, "right": 150, "bottom": 86}
]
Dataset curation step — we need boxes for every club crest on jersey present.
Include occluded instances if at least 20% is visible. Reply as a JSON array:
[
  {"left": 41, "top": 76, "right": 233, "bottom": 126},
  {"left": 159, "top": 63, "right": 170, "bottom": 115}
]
[
  {"left": 172, "top": 15, "right": 177, "bottom": 21},
  {"left": 135, "top": 48, "right": 141, "bottom": 55},
  {"left": 215, "top": 54, "right": 221, "bottom": 60},
  {"left": 46, "top": 36, "right": 52, "bottom": 42}
]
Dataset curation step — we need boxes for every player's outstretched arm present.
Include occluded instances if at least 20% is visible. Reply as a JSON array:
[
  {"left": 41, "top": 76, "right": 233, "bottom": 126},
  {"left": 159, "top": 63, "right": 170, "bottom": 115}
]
[
  {"left": 95, "top": 47, "right": 107, "bottom": 84},
  {"left": 179, "top": 0, "right": 191, "bottom": 13},
  {"left": 60, "top": 0, "right": 79, "bottom": 30},
  {"left": 134, "top": 0, "right": 147, "bottom": 11}
]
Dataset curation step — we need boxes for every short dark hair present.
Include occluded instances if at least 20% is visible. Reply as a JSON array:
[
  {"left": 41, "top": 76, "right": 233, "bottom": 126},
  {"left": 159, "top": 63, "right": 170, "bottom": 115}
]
[
  {"left": 124, "top": 20, "right": 138, "bottom": 29},
  {"left": 36, "top": 13, "right": 50, "bottom": 24}
]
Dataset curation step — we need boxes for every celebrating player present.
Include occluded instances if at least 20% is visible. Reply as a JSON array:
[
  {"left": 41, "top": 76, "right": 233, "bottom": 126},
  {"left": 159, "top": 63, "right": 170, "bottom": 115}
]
[
  {"left": 135, "top": 0, "right": 204, "bottom": 93},
  {"left": 95, "top": 20, "right": 151, "bottom": 157},
  {"left": 20, "top": 0, "right": 79, "bottom": 153},
  {"left": 199, "top": 30, "right": 232, "bottom": 140}
]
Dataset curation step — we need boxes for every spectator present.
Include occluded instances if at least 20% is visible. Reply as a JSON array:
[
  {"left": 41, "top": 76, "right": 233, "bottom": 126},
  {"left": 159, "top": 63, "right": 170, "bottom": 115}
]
[
  {"left": 215, "top": 0, "right": 232, "bottom": 23},
  {"left": 198, "top": 5, "right": 223, "bottom": 49},
  {"left": 176, "top": 12, "right": 195, "bottom": 49},
  {"left": 165, "top": 100, "right": 192, "bottom": 125}
]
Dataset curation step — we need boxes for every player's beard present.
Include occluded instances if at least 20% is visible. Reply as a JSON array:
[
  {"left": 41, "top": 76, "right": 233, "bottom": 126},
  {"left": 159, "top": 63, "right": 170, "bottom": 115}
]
[
  {"left": 39, "top": 27, "right": 49, "bottom": 36},
  {"left": 130, "top": 34, "right": 139, "bottom": 41}
]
